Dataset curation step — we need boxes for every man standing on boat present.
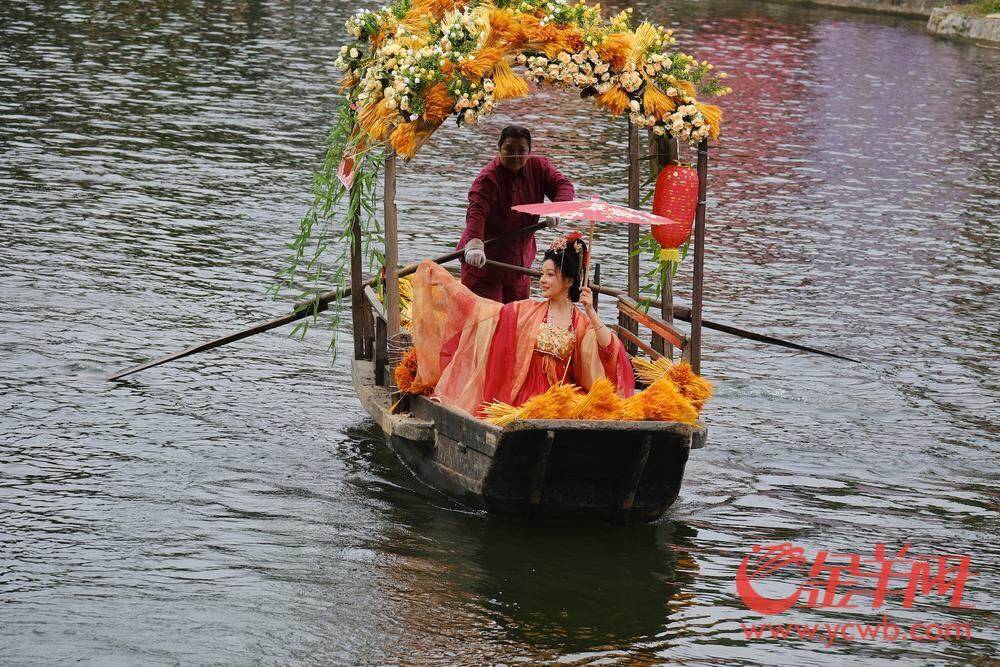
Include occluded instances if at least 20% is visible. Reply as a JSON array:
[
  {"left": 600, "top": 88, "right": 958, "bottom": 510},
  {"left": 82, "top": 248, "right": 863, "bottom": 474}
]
[{"left": 459, "top": 125, "right": 575, "bottom": 303}]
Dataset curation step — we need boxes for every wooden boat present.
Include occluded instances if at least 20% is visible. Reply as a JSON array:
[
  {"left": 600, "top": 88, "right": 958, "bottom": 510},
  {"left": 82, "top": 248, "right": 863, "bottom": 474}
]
[
  {"left": 348, "top": 129, "right": 712, "bottom": 523},
  {"left": 353, "top": 356, "right": 705, "bottom": 522}
]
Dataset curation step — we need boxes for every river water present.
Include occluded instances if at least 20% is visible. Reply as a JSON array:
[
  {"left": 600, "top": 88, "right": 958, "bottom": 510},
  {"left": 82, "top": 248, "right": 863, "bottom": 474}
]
[{"left": 1, "top": 0, "right": 997, "bottom": 664}]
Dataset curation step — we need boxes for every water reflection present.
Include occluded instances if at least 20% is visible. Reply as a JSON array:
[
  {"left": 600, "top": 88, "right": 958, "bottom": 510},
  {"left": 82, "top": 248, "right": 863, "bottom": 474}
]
[
  {"left": 469, "top": 520, "right": 699, "bottom": 654},
  {"left": 341, "top": 424, "right": 703, "bottom": 661}
]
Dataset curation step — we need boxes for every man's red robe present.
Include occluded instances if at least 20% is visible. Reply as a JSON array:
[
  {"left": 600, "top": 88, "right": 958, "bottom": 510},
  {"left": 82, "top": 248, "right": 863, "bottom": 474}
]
[{"left": 458, "top": 155, "right": 574, "bottom": 302}]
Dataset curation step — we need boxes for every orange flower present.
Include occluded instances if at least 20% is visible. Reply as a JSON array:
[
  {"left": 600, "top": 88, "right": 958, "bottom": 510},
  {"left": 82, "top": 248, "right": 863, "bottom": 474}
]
[
  {"left": 395, "top": 348, "right": 434, "bottom": 395},
  {"left": 487, "top": 8, "right": 526, "bottom": 48},
  {"left": 597, "top": 33, "right": 632, "bottom": 70},
  {"left": 481, "top": 382, "right": 582, "bottom": 425},
  {"left": 565, "top": 31, "right": 585, "bottom": 52},
  {"left": 411, "top": 0, "right": 465, "bottom": 19},
  {"left": 670, "top": 78, "right": 697, "bottom": 98},
  {"left": 339, "top": 73, "right": 359, "bottom": 92},
  {"left": 391, "top": 122, "right": 419, "bottom": 158},
  {"left": 423, "top": 83, "right": 455, "bottom": 124},
  {"left": 358, "top": 98, "right": 394, "bottom": 141},
  {"left": 523, "top": 22, "right": 572, "bottom": 58},
  {"left": 457, "top": 45, "right": 507, "bottom": 79},
  {"left": 595, "top": 86, "right": 629, "bottom": 116}
]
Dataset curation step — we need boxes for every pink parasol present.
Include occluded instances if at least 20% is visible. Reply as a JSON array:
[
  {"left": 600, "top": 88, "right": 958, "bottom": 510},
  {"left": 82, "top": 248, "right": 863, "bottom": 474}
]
[{"left": 513, "top": 195, "right": 681, "bottom": 286}]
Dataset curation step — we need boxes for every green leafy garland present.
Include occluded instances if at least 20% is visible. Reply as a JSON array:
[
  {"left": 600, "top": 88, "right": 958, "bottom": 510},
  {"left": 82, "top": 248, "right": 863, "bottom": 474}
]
[{"left": 268, "top": 104, "right": 385, "bottom": 358}]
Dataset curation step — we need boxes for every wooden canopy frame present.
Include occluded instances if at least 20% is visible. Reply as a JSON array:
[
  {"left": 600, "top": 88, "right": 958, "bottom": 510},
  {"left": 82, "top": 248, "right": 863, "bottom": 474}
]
[{"left": 349, "top": 118, "right": 710, "bottom": 384}]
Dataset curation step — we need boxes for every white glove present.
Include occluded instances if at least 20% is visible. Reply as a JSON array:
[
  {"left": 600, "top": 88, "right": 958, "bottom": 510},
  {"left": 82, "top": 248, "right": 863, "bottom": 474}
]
[
  {"left": 463, "top": 238, "right": 486, "bottom": 268},
  {"left": 545, "top": 216, "right": 560, "bottom": 229}
]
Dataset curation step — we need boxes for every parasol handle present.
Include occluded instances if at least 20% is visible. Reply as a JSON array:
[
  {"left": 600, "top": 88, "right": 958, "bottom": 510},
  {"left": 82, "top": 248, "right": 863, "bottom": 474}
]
[{"left": 583, "top": 220, "right": 595, "bottom": 288}]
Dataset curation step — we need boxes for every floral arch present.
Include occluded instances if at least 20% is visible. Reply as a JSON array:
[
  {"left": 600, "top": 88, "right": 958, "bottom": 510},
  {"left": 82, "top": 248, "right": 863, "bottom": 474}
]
[{"left": 335, "top": 0, "right": 731, "bottom": 159}]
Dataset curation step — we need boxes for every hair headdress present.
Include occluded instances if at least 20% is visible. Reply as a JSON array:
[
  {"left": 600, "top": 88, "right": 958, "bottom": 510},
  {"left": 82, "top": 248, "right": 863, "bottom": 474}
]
[{"left": 545, "top": 231, "right": 589, "bottom": 301}]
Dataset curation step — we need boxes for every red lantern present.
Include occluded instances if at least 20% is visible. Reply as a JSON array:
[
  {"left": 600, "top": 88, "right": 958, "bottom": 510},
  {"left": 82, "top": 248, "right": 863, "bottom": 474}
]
[{"left": 651, "top": 164, "right": 699, "bottom": 261}]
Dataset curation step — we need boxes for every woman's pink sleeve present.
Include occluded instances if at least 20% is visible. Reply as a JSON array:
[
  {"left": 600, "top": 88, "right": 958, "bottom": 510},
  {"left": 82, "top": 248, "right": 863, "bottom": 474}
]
[{"left": 598, "top": 334, "right": 636, "bottom": 397}]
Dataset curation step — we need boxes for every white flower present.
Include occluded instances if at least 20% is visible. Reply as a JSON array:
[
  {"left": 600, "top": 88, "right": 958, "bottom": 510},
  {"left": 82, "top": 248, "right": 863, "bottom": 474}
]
[
  {"left": 628, "top": 99, "right": 641, "bottom": 112},
  {"left": 350, "top": 48, "right": 359, "bottom": 58},
  {"left": 385, "top": 98, "right": 398, "bottom": 110},
  {"left": 463, "top": 109, "right": 475, "bottom": 124},
  {"left": 652, "top": 125, "right": 666, "bottom": 136}
]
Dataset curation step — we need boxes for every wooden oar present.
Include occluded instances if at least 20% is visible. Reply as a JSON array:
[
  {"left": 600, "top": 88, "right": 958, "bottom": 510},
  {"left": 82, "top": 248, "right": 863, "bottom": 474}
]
[
  {"left": 107, "top": 222, "right": 547, "bottom": 381},
  {"left": 484, "top": 259, "right": 860, "bottom": 364}
]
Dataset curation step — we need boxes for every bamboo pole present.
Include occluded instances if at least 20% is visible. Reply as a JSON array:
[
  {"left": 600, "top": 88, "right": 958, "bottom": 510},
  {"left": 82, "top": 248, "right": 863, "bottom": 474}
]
[
  {"left": 624, "top": 119, "right": 641, "bottom": 354},
  {"left": 384, "top": 145, "right": 400, "bottom": 337},
  {"left": 349, "top": 179, "right": 366, "bottom": 360},
  {"left": 627, "top": 120, "right": 640, "bottom": 299},
  {"left": 106, "top": 223, "right": 549, "bottom": 382},
  {"left": 483, "top": 259, "right": 860, "bottom": 363},
  {"left": 691, "top": 139, "right": 708, "bottom": 374}
]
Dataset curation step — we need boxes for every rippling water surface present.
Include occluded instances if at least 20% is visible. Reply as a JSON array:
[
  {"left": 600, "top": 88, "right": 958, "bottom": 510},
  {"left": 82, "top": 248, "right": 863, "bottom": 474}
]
[{"left": 2, "top": 0, "right": 998, "bottom": 664}]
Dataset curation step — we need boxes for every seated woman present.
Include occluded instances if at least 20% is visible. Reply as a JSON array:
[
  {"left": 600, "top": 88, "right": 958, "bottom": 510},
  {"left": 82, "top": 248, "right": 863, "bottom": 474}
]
[{"left": 409, "top": 232, "right": 635, "bottom": 416}]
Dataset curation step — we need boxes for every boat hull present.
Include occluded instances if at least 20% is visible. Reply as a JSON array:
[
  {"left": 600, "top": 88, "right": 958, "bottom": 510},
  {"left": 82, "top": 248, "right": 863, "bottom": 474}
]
[{"left": 352, "top": 358, "right": 704, "bottom": 523}]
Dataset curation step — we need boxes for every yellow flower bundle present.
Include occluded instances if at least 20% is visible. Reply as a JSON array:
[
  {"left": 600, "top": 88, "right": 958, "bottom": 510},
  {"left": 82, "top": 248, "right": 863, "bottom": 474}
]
[
  {"left": 456, "top": 45, "right": 507, "bottom": 79},
  {"left": 490, "top": 60, "right": 529, "bottom": 101},
  {"left": 572, "top": 377, "right": 623, "bottom": 420},
  {"left": 643, "top": 84, "right": 676, "bottom": 117},
  {"left": 486, "top": 8, "right": 526, "bottom": 48},
  {"left": 632, "top": 357, "right": 713, "bottom": 411},
  {"left": 481, "top": 364, "right": 710, "bottom": 426},
  {"left": 622, "top": 378, "right": 698, "bottom": 424},
  {"left": 482, "top": 382, "right": 583, "bottom": 426}
]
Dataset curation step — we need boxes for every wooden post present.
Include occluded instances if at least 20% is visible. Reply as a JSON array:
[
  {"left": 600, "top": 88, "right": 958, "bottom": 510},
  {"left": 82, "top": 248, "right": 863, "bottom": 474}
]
[
  {"left": 349, "top": 179, "right": 366, "bottom": 360},
  {"left": 384, "top": 145, "right": 401, "bottom": 338},
  {"left": 622, "top": 119, "right": 641, "bottom": 354},
  {"left": 649, "top": 133, "right": 678, "bottom": 360},
  {"left": 691, "top": 139, "right": 709, "bottom": 374},
  {"left": 627, "top": 120, "right": 640, "bottom": 300}
]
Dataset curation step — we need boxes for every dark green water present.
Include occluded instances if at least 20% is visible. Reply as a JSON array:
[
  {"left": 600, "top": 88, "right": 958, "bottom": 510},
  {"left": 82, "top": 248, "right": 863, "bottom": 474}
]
[{"left": 1, "top": 0, "right": 997, "bottom": 664}]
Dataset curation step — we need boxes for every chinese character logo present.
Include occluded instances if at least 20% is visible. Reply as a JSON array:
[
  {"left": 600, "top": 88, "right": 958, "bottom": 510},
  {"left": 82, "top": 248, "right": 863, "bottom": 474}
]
[{"left": 736, "top": 542, "right": 974, "bottom": 615}]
